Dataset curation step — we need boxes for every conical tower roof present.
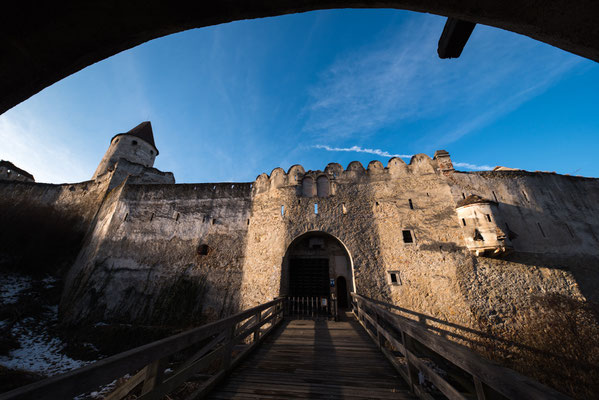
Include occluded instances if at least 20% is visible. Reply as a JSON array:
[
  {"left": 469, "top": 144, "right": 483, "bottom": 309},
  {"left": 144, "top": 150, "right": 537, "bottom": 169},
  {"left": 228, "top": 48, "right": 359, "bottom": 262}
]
[{"left": 111, "top": 121, "right": 159, "bottom": 155}]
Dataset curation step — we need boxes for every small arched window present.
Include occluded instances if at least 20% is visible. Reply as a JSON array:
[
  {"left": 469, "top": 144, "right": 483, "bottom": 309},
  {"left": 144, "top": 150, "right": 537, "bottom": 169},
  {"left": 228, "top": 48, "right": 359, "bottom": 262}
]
[
  {"left": 132, "top": 140, "right": 138, "bottom": 146},
  {"left": 317, "top": 176, "right": 330, "bottom": 197},
  {"left": 302, "top": 176, "right": 316, "bottom": 197}
]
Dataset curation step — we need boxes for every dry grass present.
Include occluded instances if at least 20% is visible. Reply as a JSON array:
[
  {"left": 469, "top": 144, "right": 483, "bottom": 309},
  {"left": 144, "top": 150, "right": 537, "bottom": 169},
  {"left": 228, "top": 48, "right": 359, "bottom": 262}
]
[{"left": 477, "top": 294, "right": 599, "bottom": 399}]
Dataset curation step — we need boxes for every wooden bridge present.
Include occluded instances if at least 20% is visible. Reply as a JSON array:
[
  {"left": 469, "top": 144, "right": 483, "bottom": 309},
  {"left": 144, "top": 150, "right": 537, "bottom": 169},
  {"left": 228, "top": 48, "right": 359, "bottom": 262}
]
[{"left": 0, "top": 294, "right": 570, "bottom": 400}]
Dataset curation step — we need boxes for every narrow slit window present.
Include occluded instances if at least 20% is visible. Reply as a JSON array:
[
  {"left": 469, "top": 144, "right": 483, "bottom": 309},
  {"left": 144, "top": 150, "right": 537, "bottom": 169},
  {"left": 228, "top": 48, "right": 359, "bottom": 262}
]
[
  {"left": 486, "top": 214, "right": 492, "bottom": 222},
  {"left": 247, "top": 219, "right": 250, "bottom": 225},
  {"left": 565, "top": 223, "right": 574, "bottom": 238},
  {"left": 462, "top": 218, "right": 467, "bottom": 226},
  {"left": 175, "top": 213, "right": 180, "bottom": 221},
  {"left": 281, "top": 205, "right": 285, "bottom": 216},
  {"left": 314, "top": 203, "right": 318, "bottom": 214},
  {"left": 462, "top": 193, "right": 466, "bottom": 199},
  {"left": 492, "top": 191, "right": 498, "bottom": 202},
  {"left": 150, "top": 213, "right": 154, "bottom": 222},
  {"left": 402, "top": 230, "right": 414, "bottom": 244},
  {"left": 522, "top": 191, "right": 529, "bottom": 202},
  {"left": 123, "top": 213, "right": 128, "bottom": 222},
  {"left": 211, "top": 218, "right": 216, "bottom": 225},
  {"left": 408, "top": 199, "right": 414, "bottom": 210},
  {"left": 341, "top": 203, "right": 347, "bottom": 215},
  {"left": 537, "top": 222, "right": 546, "bottom": 237}
]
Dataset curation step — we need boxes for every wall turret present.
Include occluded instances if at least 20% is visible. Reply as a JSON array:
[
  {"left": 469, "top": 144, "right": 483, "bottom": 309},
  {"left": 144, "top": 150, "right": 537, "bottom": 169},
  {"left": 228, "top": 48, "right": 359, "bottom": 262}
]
[{"left": 92, "top": 121, "right": 159, "bottom": 180}]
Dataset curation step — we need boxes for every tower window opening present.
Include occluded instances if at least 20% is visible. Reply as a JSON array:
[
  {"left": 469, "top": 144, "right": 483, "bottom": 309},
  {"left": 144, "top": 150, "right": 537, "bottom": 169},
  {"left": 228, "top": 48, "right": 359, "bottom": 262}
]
[
  {"left": 175, "top": 213, "right": 180, "bottom": 221},
  {"left": 462, "top": 218, "right": 467, "bottom": 226},
  {"left": 537, "top": 222, "right": 546, "bottom": 237},
  {"left": 314, "top": 203, "right": 318, "bottom": 214},
  {"left": 123, "top": 213, "right": 128, "bottom": 222},
  {"left": 197, "top": 244, "right": 210, "bottom": 255},
  {"left": 473, "top": 229, "right": 484, "bottom": 241},
  {"left": 408, "top": 199, "right": 414, "bottom": 209},
  {"left": 150, "top": 213, "right": 154, "bottom": 222},
  {"left": 492, "top": 191, "right": 498, "bottom": 202},
  {"left": 462, "top": 193, "right": 466, "bottom": 199},
  {"left": 212, "top": 218, "right": 216, "bottom": 225},
  {"left": 486, "top": 214, "right": 492, "bottom": 222},
  {"left": 281, "top": 205, "right": 285, "bottom": 216},
  {"left": 132, "top": 140, "right": 138, "bottom": 146},
  {"left": 341, "top": 203, "right": 347, "bottom": 214},
  {"left": 402, "top": 230, "right": 414, "bottom": 243},
  {"left": 247, "top": 219, "right": 250, "bottom": 225},
  {"left": 389, "top": 272, "right": 401, "bottom": 285}
]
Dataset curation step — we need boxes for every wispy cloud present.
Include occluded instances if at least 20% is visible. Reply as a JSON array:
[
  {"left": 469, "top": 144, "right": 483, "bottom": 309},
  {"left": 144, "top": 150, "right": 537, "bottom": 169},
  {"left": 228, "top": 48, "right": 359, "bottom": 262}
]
[
  {"left": 303, "top": 14, "right": 583, "bottom": 146},
  {"left": 0, "top": 110, "right": 93, "bottom": 183},
  {"left": 314, "top": 144, "right": 493, "bottom": 171},
  {"left": 314, "top": 144, "right": 411, "bottom": 159},
  {"left": 452, "top": 162, "right": 493, "bottom": 171}
]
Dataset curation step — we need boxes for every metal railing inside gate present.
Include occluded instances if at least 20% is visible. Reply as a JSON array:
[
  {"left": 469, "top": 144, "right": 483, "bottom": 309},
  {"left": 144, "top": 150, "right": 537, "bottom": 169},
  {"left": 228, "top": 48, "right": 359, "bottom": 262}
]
[{"left": 285, "top": 296, "right": 338, "bottom": 320}]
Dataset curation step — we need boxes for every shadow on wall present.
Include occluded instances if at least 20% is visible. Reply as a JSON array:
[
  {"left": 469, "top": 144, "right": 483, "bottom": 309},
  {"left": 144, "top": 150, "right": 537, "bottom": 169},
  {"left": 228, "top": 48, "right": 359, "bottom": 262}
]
[
  {"left": 373, "top": 291, "right": 599, "bottom": 399},
  {"left": 0, "top": 198, "right": 85, "bottom": 275}
]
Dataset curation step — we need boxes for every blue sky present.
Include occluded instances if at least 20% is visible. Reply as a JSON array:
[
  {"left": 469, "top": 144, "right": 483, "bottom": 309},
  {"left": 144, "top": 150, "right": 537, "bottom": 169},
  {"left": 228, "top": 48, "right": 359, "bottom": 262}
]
[{"left": 1, "top": 9, "right": 598, "bottom": 183}]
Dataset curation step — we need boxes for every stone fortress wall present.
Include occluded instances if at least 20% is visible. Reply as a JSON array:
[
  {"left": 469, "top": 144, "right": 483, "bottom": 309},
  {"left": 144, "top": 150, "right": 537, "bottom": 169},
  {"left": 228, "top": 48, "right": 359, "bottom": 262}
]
[
  {"left": 2, "top": 124, "right": 597, "bottom": 396},
  {"left": 56, "top": 151, "right": 599, "bottom": 343}
]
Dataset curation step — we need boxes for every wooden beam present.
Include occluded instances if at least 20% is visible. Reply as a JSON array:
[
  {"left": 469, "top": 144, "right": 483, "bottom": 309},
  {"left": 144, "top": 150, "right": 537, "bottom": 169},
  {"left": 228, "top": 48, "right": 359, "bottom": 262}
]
[{"left": 438, "top": 18, "right": 477, "bottom": 59}]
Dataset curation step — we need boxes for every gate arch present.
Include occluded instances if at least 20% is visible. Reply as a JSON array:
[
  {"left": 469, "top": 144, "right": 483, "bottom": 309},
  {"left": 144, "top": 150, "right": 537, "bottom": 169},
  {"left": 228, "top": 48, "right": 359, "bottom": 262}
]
[{"left": 280, "top": 231, "right": 355, "bottom": 300}]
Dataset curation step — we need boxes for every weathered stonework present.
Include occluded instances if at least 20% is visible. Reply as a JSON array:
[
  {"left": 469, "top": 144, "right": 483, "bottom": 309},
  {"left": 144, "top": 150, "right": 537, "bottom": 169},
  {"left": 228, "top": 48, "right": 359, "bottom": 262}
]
[{"left": 2, "top": 122, "right": 598, "bottom": 396}]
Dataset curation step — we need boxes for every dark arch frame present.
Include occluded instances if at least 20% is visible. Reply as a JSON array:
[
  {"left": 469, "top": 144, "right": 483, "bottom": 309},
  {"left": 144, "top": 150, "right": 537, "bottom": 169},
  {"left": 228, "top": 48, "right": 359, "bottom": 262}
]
[
  {"left": 280, "top": 230, "right": 355, "bottom": 297},
  {"left": 2, "top": 0, "right": 599, "bottom": 116}
]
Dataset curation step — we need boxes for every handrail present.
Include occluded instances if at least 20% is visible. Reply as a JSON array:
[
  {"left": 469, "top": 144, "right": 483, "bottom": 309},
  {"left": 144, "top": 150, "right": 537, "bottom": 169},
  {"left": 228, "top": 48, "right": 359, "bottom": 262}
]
[
  {"left": 0, "top": 298, "right": 285, "bottom": 400},
  {"left": 351, "top": 293, "right": 571, "bottom": 400}
]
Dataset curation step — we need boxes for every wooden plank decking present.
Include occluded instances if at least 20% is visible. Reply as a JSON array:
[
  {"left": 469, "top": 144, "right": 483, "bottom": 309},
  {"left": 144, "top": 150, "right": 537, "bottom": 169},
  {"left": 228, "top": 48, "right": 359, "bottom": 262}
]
[{"left": 207, "top": 315, "right": 415, "bottom": 399}]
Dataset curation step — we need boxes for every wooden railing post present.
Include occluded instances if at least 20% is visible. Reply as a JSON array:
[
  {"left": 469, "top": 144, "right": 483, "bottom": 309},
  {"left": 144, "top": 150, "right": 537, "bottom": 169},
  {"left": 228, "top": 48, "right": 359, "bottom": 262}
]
[
  {"left": 221, "top": 325, "right": 235, "bottom": 371},
  {"left": 140, "top": 357, "right": 167, "bottom": 395},
  {"left": 253, "top": 310, "right": 262, "bottom": 342},
  {"left": 401, "top": 331, "right": 418, "bottom": 392}
]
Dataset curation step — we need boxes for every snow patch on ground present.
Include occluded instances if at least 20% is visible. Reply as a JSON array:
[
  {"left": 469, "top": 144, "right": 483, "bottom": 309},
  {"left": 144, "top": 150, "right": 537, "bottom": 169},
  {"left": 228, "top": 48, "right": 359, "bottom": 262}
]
[
  {"left": 0, "top": 273, "right": 95, "bottom": 377},
  {"left": 0, "top": 311, "right": 92, "bottom": 376},
  {"left": 0, "top": 274, "right": 31, "bottom": 304}
]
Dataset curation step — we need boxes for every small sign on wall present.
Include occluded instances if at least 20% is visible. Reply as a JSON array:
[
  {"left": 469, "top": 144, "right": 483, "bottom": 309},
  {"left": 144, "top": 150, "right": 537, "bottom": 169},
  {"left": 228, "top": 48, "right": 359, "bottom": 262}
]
[{"left": 330, "top": 279, "right": 335, "bottom": 287}]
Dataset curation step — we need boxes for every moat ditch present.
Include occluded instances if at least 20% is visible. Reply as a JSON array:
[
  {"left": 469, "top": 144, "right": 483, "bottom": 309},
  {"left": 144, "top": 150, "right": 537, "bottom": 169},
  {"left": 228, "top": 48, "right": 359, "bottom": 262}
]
[{"left": 0, "top": 271, "right": 179, "bottom": 396}]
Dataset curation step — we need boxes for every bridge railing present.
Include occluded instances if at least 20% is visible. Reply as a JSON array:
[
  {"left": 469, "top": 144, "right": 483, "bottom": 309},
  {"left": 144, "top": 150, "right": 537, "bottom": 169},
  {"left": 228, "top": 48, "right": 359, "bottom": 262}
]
[
  {"left": 0, "top": 298, "right": 285, "bottom": 400},
  {"left": 351, "top": 293, "right": 571, "bottom": 400},
  {"left": 285, "top": 296, "right": 338, "bottom": 320}
]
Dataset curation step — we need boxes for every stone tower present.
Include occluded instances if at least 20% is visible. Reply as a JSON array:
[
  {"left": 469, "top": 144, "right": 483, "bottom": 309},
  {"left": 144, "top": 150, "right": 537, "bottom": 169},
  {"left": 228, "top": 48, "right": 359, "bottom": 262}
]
[{"left": 92, "top": 121, "right": 159, "bottom": 180}]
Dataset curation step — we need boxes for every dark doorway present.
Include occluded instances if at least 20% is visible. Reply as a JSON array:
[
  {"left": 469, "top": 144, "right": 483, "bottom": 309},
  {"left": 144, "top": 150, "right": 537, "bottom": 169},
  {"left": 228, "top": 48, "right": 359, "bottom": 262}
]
[
  {"left": 289, "top": 258, "right": 329, "bottom": 297},
  {"left": 337, "top": 276, "right": 348, "bottom": 308}
]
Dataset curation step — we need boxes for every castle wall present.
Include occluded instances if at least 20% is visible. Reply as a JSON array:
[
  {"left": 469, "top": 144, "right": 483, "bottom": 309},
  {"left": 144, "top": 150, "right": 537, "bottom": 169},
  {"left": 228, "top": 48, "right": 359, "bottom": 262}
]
[{"left": 61, "top": 182, "right": 253, "bottom": 325}]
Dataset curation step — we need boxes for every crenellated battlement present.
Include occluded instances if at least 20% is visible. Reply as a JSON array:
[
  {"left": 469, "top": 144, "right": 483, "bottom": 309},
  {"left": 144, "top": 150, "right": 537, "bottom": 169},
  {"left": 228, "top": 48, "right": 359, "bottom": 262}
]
[{"left": 252, "top": 151, "right": 451, "bottom": 193}]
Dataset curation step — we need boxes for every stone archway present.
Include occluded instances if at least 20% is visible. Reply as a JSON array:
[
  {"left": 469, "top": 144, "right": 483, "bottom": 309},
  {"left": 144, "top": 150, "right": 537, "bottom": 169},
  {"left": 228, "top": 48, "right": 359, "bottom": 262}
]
[
  {"left": 3, "top": 1, "right": 599, "bottom": 115},
  {"left": 281, "top": 231, "right": 354, "bottom": 300}
]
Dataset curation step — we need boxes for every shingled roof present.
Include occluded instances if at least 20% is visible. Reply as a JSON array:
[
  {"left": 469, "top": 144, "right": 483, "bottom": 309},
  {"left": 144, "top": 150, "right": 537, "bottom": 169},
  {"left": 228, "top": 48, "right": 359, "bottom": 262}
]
[
  {"left": 0, "top": 160, "right": 34, "bottom": 181},
  {"left": 456, "top": 194, "right": 495, "bottom": 208},
  {"left": 111, "top": 121, "right": 159, "bottom": 155}
]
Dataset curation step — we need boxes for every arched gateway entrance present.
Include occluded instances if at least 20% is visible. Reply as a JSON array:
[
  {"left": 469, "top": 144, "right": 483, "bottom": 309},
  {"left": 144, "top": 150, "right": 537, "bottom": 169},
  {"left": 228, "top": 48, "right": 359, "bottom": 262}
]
[{"left": 281, "top": 231, "right": 354, "bottom": 309}]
